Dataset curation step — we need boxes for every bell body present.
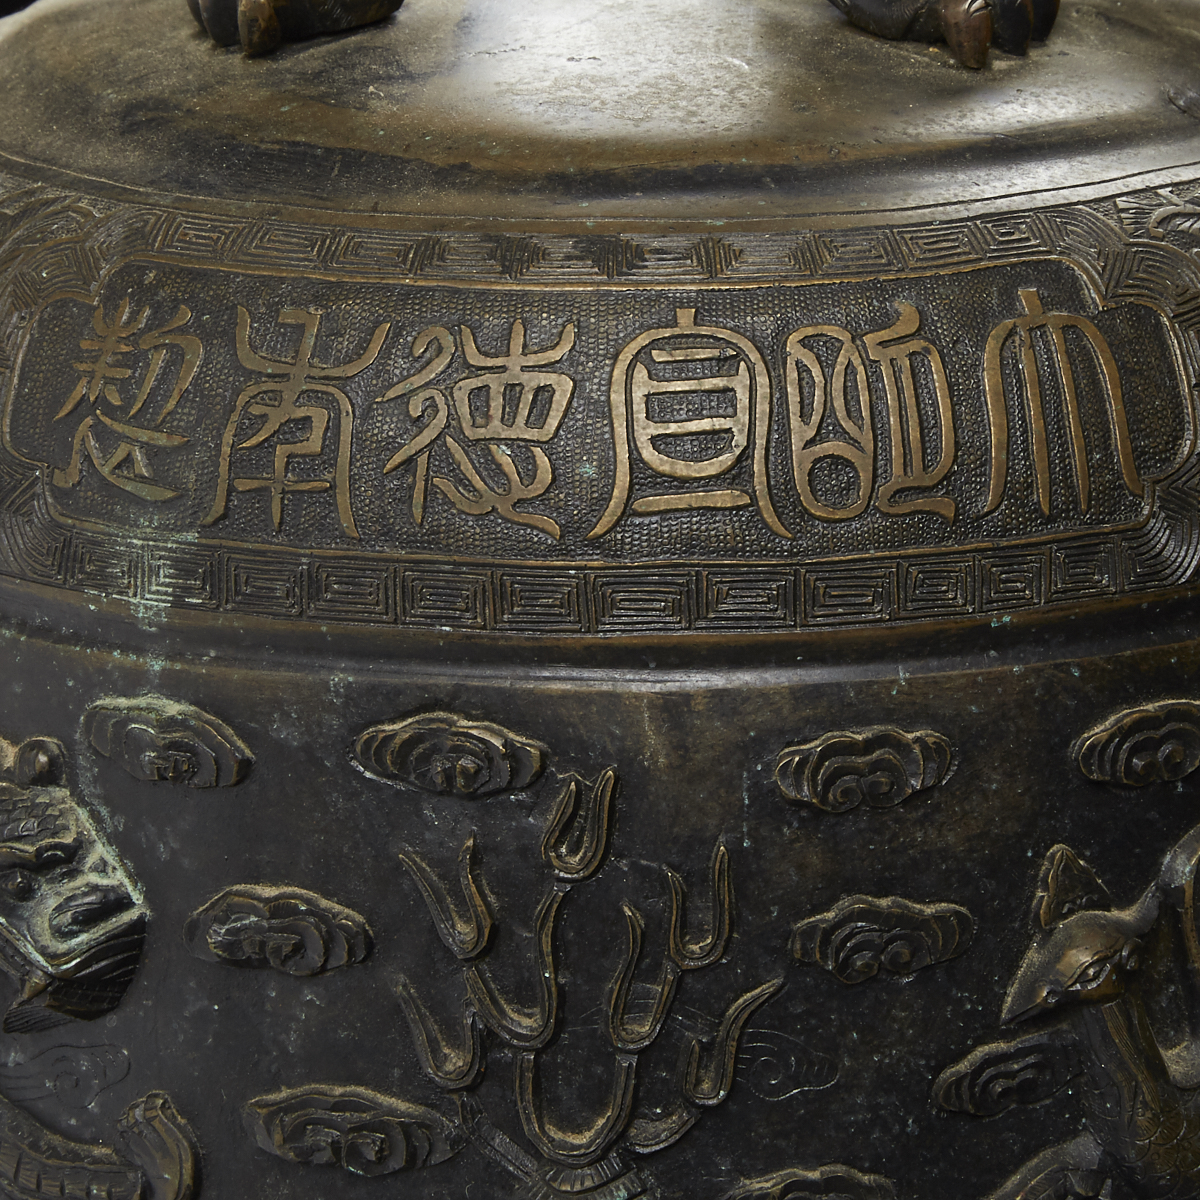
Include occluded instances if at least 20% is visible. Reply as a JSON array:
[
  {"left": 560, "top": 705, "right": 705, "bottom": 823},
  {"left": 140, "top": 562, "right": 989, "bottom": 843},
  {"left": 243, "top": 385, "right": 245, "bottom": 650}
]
[{"left": 0, "top": 1, "right": 1199, "bottom": 1196}]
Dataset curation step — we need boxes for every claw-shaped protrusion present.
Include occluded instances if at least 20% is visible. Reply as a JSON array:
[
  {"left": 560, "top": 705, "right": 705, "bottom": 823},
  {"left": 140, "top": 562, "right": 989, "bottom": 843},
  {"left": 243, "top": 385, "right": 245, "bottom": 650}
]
[
  {"left": 607, "top": 903, "right": 680, "bottom": 1052},
  {"left": 541, "top": 768, "right": 618, "bottom": 880},
  {"left": 464, "top": 886, "right": 565, "bottom": 1049},
  {"left": 939, "top": 0, "right": 993, "bottom": 69},
  {"left": 399, "top": 836, "right": 493, "bottom": 960},
  {"left": 667, "top": 839, "right": 733, "bottom": 970},
  {"left": 625, "top": 1104, "right": 699, "bottom": 1155},
  {"left": 396, "top": 977, "right": 484, "bottom": 1090},
  {"left": 827, "top": 0, "right": 1060, "bottom": 69},
  {"left": 117, "top": 1092, "right": 201, "bottom": 1200},
  {"left": 516, "top": 1050, "right": 638, "bottom": 1166},
  {"left": 186, "top": 0, "right": 402, "bottom": 57},
  {"left": 682, "top": 978, "right": 785, "bottom": 1107}
]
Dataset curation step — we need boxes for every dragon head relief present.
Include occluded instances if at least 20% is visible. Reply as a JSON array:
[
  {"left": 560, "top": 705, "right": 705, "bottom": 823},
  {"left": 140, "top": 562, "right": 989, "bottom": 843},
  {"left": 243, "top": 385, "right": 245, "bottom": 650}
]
[
  {"left": 999, "top": 845, "right": 1155, "bottom": 1025},
  {"left": 1000, "top": 916, "right": 1145, "bottom": 1024},
  {"left": 0, "top": 733, "right": 147, "bottom": 1033},
  {"left": 936, "top": 824, "right": 1200, "bottom": 1197}
]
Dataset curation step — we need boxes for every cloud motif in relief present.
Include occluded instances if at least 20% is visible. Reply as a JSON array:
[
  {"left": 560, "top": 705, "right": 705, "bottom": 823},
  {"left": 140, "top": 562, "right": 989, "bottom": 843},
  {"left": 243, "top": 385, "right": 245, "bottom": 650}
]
[
  {"left": 792, "top": 895, "right": 974, "bottom": 984},
  {"left": 185, "top": 885, "right": 372, "bottom": 977},
  {"left": 354, "top": 713, "right": 546, "bottom": 797},
  {"left": 775, "top": 726, "right": 953, "bottom": 813},
  {"left": 245, "top": 1086, "right": 463, "bottom": 1177},
  {"left": 84, "top": 696, "right": 252, "bottom": 788},
  {"left": 1074, "top": 700, "right": 1200, "bottom": 787}
]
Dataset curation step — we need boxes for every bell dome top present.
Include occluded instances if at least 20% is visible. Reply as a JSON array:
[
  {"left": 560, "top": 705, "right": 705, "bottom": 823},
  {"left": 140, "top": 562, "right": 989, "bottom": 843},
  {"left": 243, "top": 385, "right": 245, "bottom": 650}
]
[{"left": 0, "top": 0, "right": 1195, "bottom": 225}]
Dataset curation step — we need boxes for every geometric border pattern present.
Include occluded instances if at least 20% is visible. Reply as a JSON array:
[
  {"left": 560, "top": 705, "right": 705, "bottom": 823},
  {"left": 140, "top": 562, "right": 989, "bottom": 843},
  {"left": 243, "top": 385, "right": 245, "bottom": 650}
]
[
  {"left": 0, "top": 518, "right": 1139, "bottom": 633},
  {"left": 1, "top": 163, "right": 1199, "bottom": 633}
]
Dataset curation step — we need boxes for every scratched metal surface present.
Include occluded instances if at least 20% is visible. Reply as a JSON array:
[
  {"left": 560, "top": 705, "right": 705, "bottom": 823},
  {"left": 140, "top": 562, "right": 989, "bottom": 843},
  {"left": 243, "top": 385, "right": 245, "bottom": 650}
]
[{"left": 0, "top": 0, "right": 1198, "bottom": 221}]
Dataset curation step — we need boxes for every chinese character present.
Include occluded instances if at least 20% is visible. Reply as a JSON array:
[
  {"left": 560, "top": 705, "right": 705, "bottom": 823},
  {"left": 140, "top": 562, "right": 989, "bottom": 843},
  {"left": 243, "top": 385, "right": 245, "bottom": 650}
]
[
  {"left": 785, "top": 305, "right": 956, "bottom": 523},
  {"left": 203, "top": 308, "right": 390, "bottom": 538},
  {"left": 862, "top": 303, "right": 956, "bottom": 522},
  {"left": 53, "top": 297, "right": 202, "bottom": 502},
  {"left": 378, "top": 320, "right": 576, "bottom": 539},
  {"left": 453, "top": 320, "right": 575, "bottom": 442},
  {"left": 983, "top": 288, "right": 1140, "bottom": 516},
  {"left": 784, "top": 325, "right": 874, "bottom": 521},
  {"left": 588, "top": 309, "right": 790, "bottom": 539}
]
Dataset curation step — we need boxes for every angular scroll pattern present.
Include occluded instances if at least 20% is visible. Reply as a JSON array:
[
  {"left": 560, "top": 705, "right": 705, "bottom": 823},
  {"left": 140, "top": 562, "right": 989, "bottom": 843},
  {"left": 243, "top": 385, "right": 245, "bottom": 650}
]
[
  {"left": 84, "top": 696, "right": 253, "bottom": 787},
  {"left": 245, "top": 1086, "right": 464, "bottom": 1176},
  {"left": 775, "top": 727, "right": 953, "bottom": 812},
  {"left": 354, "top": 713, "right": 546, "bottom": 796},
  {"left": 184, "top": 885, "right": 372, "bottom": 976},
  {"left": 1, "top": 171, "right": 1199, "bottom": 634},
  {"left": 1073, "top": 701, "right": 1200, "bottom": 786},
  {"left": 725, "top": 1163, "right": 896, "bottom": 1200},
  {"left": 792, "top": 895, "right": 974, "bottom": 984}
]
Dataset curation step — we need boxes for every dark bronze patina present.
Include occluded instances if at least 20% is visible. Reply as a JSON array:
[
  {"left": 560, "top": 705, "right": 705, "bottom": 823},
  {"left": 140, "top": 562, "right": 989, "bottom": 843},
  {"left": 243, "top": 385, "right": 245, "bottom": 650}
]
[
  {"left": 829, "top": 0, "right": 1060, "bottom": 68},
  {"left": 187, "top": 0, "right": 1061, "bottom": 66},
  {"left": 186, "top": 0, "right": 401, "bottom": 57},
  {"left": 0, "top": 0, "right": 1199, "bottom": 1197}
]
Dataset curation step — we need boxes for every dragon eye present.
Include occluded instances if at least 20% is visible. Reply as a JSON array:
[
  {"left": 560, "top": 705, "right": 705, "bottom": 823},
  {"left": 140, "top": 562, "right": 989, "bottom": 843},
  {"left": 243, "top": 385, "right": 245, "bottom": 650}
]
[
  {"left": 1070, "top": 957, "right": 1115, "bottom": 990},
  {"left": 0, "top": 870, "right": 33, "bottom": 900}
]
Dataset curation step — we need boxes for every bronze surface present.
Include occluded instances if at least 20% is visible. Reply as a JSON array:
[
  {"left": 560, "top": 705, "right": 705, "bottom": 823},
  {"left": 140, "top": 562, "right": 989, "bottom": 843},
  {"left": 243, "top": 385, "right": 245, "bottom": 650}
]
[
  {"left": 0, "top": 0, "right": 1198, "bottom": 221},
  {"left": 2, "top": 0, "right": 1200, "bottom": 1196}
]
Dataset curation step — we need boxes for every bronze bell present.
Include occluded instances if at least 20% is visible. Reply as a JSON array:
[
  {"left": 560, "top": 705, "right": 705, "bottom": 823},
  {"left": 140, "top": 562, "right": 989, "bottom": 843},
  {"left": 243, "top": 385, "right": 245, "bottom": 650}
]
[{"left": 0, "top": 0, "right": 1198, "bottom": 1196}]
